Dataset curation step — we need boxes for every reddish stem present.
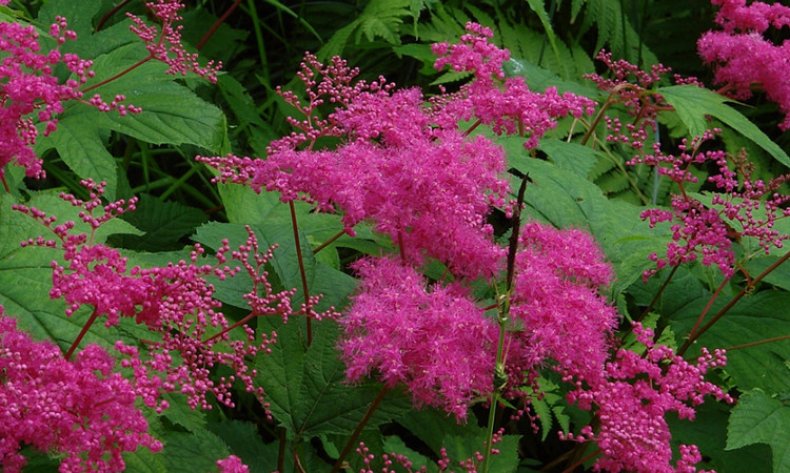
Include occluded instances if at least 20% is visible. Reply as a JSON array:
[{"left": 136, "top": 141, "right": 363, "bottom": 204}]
[
  {"left": 83, "top": 55, "right": 153, "bottom": 93},
  {"left": 725, "top": 334, "right": 790, "bottom": 351},
  {"left": 0, "top": 174, "right": 9, "bottom": 193},
  {"left": 289, "top": 201, "right": 312, "bottom": 346},
  {"left": 463, "top": 119, "right": 482, "bottom": 137},
  {"left": 95, "top": 0, "right": 132, "bottom": 31},
  {"left": 686, "top": 276, "right": 731, "bottom": 341},
  {"left": 313, "top": 229, "right": 346, "bottom": 254},
  {"left": 65, "top": 308, "right": 100, "bottom": 360},
  {"left": 561, "top": 448, "right": 601, "bottom": 473},
  {"left": 397, "top": 230, "right": 406, "bottom": 263},
  {"left": 197, "top": 0, "right": 243, "bottom": 50},
  {"left": 678, "top": 251, "right": 790, "bottom": 356},
  {"left": 330, "top": 386, "right": 389, "bottom": 473}
]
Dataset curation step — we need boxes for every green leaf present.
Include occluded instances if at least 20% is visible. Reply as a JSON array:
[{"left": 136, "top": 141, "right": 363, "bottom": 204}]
[
  {"left": 256, "top": 319, "right": 410, "bottom": 440},
  {"left": 123, "top": 448, "right": 168, "bottom": 473},
  {"left": 668, "top": 400, "right": 772, "bottom": 473},
  {"left": 727, "top": 390, "right": 790, "bottom": 473},
  {"left": 162, "top": 430, "right": 230, "bottom": 473},
  {"left": 525, "top": 0, "right": 569, "bottom": 78},
  {"left": 207, "top": 420, "right": 276, "bottom": 473},
  {"left": 398, "top": 409, "right": 521, "bottom": 473},
  {"left": 85, "top": 43, "right": 228, "bottom": 153},
  {"left": 537, "top": 138, "right": 599, "bottom": 177},
  {"left": 0, "top": 192, "right": 147, "bottom": 352},
  {"left": 110, "top": 195, "right": 208, "bottom": 251},
  {"left": 160, "top": 393, "right": 207, "bottom": 433},
  {"left": 668, "top": 291, "right": 790, "bottom": 394},
  {"left": 660, "top": 85, "right": 790, "bottom": 168},
  {"left": 36, "top": 113, "right": 118, "bottom": 200}
]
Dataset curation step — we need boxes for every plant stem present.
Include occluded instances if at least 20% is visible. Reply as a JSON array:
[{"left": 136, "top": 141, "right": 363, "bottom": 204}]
[
  {"left": 464, "top": 119, "right": 483, "bottom": 137},
  {"left": 289, "top": 201, "right": 312, "bottom": 346},
  {"left": 725, "top": 334, "right": 790, "bottom": 351},
  {"left": 277, "top": 427, "right": 286, "bottom": 473},
  {"left": 95, "top": 0, "right": 132, "bottom": 31},
  {"left": 313, "top": 229, "right": 346, "bottom": 254},
  {"left": 686, "top": 276, "right": 730, "bottom": 341},
  {"left": 83, "top": 55, "right": 153, "bottom": 93},
  {"left": 678, "top": 251, "right": 790, "bottom": 356},
  {"left": 580, "top": 98, "right": 613, "bottom": 146},
  {"left": 204, "top": 311, "right": 253, "bottom": 343},
  {"left": 482, "top": 174, "right": 529, "bottom": 473},
  {"left": 561, "top": 447, "right": 601, "bottom": 473},
  {"left": 293, "top": 450, "right": 307, "bottom": 473},
  {"left": 398, "top": 230, "right": 406, "bottom": 263},
  {"left": 0, "top": 174, "right": 9, "bottom": 193},
  {"left": 197, "top": 0, "right": 243, "bottom": 50},
  {"left": 65, "top": 308, "right": 100, "bottom": 360},
  {"left": 638, "top": 265, "right": 679, "bottom": 321},
  {"left": 330, "top": 386, "right": 389, "bottom": 473}
]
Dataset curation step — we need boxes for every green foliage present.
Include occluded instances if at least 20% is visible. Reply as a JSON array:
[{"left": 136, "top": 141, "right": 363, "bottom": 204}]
[
  {"left": 727, "top": 390, "right": 790, "bottom": 473},
  {"left": 0, "top": 0, "right": 788, "bottom": 472}
]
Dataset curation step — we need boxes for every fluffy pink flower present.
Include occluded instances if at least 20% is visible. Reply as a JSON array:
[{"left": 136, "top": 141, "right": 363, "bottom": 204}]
[
  {"left": 201, "top": 85, "right": 509, "bottom": 279},
  {"left": 339, "top": 257, "right": 497, "bottom": 420},
  {"left": 433, "top": 22, "right": 595, "bottom": 148},
  {"left": 507, "top": 223, "right": 617, "bottom": 389},
  {"left": 0, "top": 308, "right": 161, "bottom": 473},
  {"left": 698, "top": 0, "right": 790, "bottom": 129}
]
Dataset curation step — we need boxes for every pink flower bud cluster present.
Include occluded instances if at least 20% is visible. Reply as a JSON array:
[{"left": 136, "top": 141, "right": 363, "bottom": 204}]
[
  {"left": 14, "top": 182, "right": 314, "bottom": 413},
  {"left": 629, "top": 131, "right": 789, "bottom": 279},
  {"left": 563, "top": 323, "right": 732, "bottom": 473},
  {"left": 0, "top": 17, "right": 137, "bottom": 181},
  {"left": 0, "top": 308, "right": 161, "bottom": 473},
  {"left": 585, "top": 51, "right": 697, "bottom": 150},
  {"left": 432, "top": 22, "right": 596, "bottom": 148},
  {"left": 216, "top": 455, "right": 250, "bottom": 473},
  {"left": 128, "top": 0, "right": 221, "bottom": 83},
  {"left": 339, "top": 257, "right": 497, "bottom": 420},
  {"left": 698, "top": 0, "right": 790, "bottom": 129}
]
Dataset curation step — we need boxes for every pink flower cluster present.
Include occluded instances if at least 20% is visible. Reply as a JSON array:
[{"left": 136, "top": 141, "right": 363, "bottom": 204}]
[
  {"left": 13, "top": 182, "right": 309, "bottom": 412},
  {"left": 432, "top": 23, "right": 596, "bottom": 148},
  {"left": 0, "top": 18, "right": 96, "bottom": 180},
  {"left": 698, "top": 0, "right": 790, "bottom": 129},
  {"left": 563, "top": 324, "right": 732, "bottom": 473},
  {"left": 339, "top": 257, "right": 496, "bottom": 420},
  {"left": 507, "top": 223, "right": 617, "bottom": 389},
  {"left": 128, "top": 0, "right": 221, "bottom": 82},
  {"left": 0, "top": 308, "right": 161, "bottom": 473},
  {"left": 201, "top": 58, "right": 509, "bottom": 280},
  {"left": 216, "top": 455, "right": 250, "bottom": 473},
  {"left": 585, "top": 51, "right": 703, "bottom": 150},
  {"left": 629, "top": 131, "right": 789, "bottom": 279}
]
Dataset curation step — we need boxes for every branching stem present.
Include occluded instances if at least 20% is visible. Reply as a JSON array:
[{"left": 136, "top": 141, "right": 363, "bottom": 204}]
[
  {"left": 65, "top": 308, "right": 100, "bottom": 360},
  {"left": 330, "top": 386, "right": 389, "bottom": 473},
  {"left": 289, "top": 201, "right": 312, "bottom": 346}
]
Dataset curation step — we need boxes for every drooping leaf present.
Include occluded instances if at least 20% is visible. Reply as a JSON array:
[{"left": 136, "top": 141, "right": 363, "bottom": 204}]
[{"left": 660, "top": 85, "right": 790, "bottom": 168}]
